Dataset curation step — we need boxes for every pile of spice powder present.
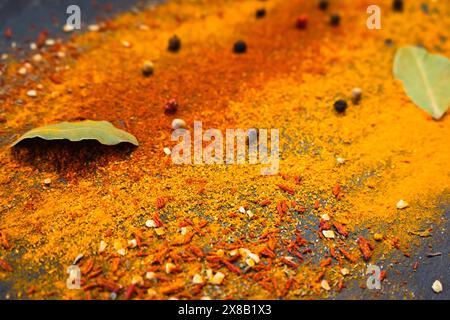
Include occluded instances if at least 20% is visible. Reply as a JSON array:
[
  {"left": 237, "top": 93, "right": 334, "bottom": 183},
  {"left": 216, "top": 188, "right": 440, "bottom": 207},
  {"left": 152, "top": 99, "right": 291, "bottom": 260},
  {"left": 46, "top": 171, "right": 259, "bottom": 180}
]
[{"left": 0, "top": 0, "right": 449, "bottom": 299}]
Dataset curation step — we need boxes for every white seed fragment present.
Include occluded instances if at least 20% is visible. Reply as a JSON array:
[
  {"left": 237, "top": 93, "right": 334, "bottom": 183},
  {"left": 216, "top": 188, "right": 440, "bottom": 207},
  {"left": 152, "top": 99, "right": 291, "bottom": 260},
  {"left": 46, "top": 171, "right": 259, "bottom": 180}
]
[
  {"left": 192, "top": 274, "right": 204, "bottom": 284},
  {"left": 171, "top": 119, "right": 186, "bottom": 130},
  {"left": 63, "top": 24, "right": 75, "bottom": 33},
  {"left": 180, "top": 227, "right": 187, "bottom": 235},
  {"left": 246, "top": 210, "right": 254, "bottom": 218},
  {"left": 145, "top": 219, "right": 157, "bottom": 228},
  {"left": 432, "top": 280, "right": 443, "bottom": 293},
  {"left": 27, "top": 90, "right": 37, "bottom": 97},
  {"left": 98, "top": 240, "right": 107, "bottom": 253},
  {"left": 121, "top": 40, "right": 132, "bottom": 48},
  {"left": 117, "top": 248, "right": 127, "bottom": 256},
  {"left": 45, "top": 39, "right": 55, "bottom": 46},
  {"left": 88, "top": 24, "right": 100, "bottom": 32},
  {"left": 336, "top": 157, "right": 346, "bottom": 164},
  {"left": 351, "top": 87, "right": 362, "bottom": 104},
  {"left": 210, "top": 272, "right": 225, "bottom": 285},
  {"left": 128, "top": 239, "right": 137, "bottom": 248},
  {"left": 246, "top": 258, "right": 255, "bottom": 267},
  {"left": 321, "top": 213, "right": 330, "bottom": 221},
  {"left": 165, "top": 262, "right": 176, "bottom": 274},
  {"left": 18, "top": 67, "right": 27, "bottom": 75},
  {"left": 321, "top": 280, "right": 331, "bottom": 291},
  {"left": 30, "top": 43, "right": 37, "bottom": 50},
  {"left": 396, "top": 199, "right": 409, "bottom": 209},
  {"left": 163, "top": 147, "right": 171, "bottom": 155},
  {"left": 322, "top": 230, "right": 335, "bottom": 239},
  {"left": 341, "top": 268, "right": 350, "bottom": 276},
  {"left": 201, "top": 296, "right": 211, "bottom": 300},
  {"left": 238, "top": 206, "right": 246, "bottom": 214},
  {"left": 146, "top": 271, "right": 156, "bottom": 280},
  {"left": 32, "top": 54, "right": 43, "bottom": 63},
  {"left": 43, "top": 178, "right": 52, "bottom": 185}
]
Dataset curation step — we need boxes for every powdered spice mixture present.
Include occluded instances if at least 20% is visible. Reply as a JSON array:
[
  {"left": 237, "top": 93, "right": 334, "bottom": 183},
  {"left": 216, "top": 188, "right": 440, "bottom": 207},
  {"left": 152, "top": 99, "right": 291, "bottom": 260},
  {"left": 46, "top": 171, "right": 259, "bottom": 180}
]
[{"left": 0, "top": 0, "right": 449, "bottom": 299}]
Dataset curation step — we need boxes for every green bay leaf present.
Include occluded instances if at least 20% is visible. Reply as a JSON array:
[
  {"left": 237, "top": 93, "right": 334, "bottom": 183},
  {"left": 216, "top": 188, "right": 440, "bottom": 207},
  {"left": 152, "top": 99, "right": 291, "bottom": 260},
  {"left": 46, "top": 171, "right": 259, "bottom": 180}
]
[
  {"left": 393, "top": 46, "right": 450, "bottom": 120},
  {"left": 12, "top": 120, "right": 139, "bottom": 147}
]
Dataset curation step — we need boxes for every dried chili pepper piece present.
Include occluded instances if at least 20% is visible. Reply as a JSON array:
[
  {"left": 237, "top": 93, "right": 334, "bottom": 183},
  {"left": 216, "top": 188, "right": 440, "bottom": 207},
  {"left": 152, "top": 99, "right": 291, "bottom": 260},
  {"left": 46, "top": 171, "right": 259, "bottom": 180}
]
[
  {"left": 357, "top": 236, "right": 373, "bottom": 261},
  {"left": 333, "top": 222, "right": 349, "bottom": 237},
  {"left": 0, "top": 258, "right": 13, "bottom": 272}
]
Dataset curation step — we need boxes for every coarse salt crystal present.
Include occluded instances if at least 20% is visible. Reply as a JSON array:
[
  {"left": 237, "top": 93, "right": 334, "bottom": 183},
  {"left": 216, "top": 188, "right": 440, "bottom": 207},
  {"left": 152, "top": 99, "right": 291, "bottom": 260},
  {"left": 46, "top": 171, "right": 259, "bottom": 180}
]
[
  {"left": 163, "top": 147, "right": 171, "bottom": 155},
  {"left": 321, "top": 280, "right": 331, "bottom": 291},
  {"left": 322, "top": 230, "right": 335, "bottom": 239},
  {"left": 27, "top": 90, "right": 37, "bottom": 97},
  {"left": 128, "top": 239, "right": 137, "bottom": 248},
  {"left": 192, "top": 274, "right": 204, "bottom": 284},
  {"left": 396, "top": 199, "right": 409, "bottom": 209},
  {"left": 432, "top": 280, "right": 443, "bottom": 293},
  {"left": 210, "top": 272, "right": 225, "bottom": 285},
  {"left": 145, "top": 219, "right": 157, "bottom": 228},
  {"left": 98, "top": 240, "right": 107, "bottom": 253}
]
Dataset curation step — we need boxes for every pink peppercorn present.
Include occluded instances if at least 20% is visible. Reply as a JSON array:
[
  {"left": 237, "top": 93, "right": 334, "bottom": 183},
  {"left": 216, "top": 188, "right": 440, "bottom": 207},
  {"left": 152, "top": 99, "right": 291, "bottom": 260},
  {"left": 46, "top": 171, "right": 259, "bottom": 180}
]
[
  {"left": 296, "top": 15, "right": 308, "bottom": 29},
  {"left": 164, "top": 99, "right": 178, "bottom": 114}
]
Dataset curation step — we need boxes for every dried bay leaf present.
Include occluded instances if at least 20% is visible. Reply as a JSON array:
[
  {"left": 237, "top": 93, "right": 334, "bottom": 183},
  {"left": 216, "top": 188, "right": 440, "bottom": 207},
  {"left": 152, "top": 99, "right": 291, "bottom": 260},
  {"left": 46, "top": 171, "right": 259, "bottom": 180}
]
[
  {"left": 394, "top": 46, "right": 450, "bottom": 120},
  {"left": 12, "top": 120, "right": 139, "bottom": 147}
]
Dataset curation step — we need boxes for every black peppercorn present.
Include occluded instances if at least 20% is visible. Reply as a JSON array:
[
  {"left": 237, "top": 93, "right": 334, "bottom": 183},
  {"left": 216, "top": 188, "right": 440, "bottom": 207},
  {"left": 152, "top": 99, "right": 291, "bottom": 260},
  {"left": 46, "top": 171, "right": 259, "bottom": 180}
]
[
  {"left": 233, "top": 40, "right": 247, "bottom": 54},
  {"left": 334, "top": 100, "right": 348, "bottom": 113},
  {"left": 393, "top": 0, "right": 404, "bottom": 12},
  {"left": 330, "top": 14, "right": 341, "bottom": 26},
  {"left": 168, "top": 35, "right": 181, "bottom": 52},
  {"left": 256, "top": 8, "right": 266, "bottom": 19},
  {"left": 319, "top": 0, "right": 329, "bottom": 11}
]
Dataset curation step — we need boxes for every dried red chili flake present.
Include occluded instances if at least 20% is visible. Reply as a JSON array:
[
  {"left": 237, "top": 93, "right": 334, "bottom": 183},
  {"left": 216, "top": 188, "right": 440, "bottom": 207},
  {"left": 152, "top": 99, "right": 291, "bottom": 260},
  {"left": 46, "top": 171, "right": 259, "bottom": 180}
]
[
  {"left": 153, "top": 212, "right": 164, "bottom": 227},
  {"left": 198, "top": 220, "right": 208, "bottom": 228},
  {"left": 295, "top": 15, "right": 308, "bottom": 29},
  {"left": 392, "top": 237, "right": 400, "bottom": 249},
  {"left": 80, "top": 258, "right": 94, "bottom": 275},
  {"left": 413, "top": 262, "right": 419, "bottom": 271},
  {"left": 260, "top": 247, "right": 276, "bottom": 258},
  {"left": 319, "top": 219, "right": 331, "bottom": 231},
  {"left": 379, "top": 270, "right": 387, "bottom": 281},
  {"left": 96, "top": 278, "right": 121, "bottom": 293},
  {"left": 111, "top": 257, "right": 120, "bottom": 273},
  {"left": 88, "top": 267, "right": 103, "bottom": 279},
  {"left": 0, "top": 231, "right": 10, "bottom": 249},
  {"left": 155, "top": 197, "right": 166, "bottom": 209},
  {"left": 36, "top": 30, "right": 48, "bottom": 48},
  {"left": 333, "top": 222, "right": 349, "bottom": 237},
  {"left": 339, "top": 248, "right": 357, "bottom": 263},
  {"left": 190, "top": 245, "right": 204, "bottom": 257},
  {"left": 0, "top": 258, "right": 13, "bottom": 272},
  {"left": 276, "top": 200, "right": 288, "bottom": 215},
  {"left": 295, "top": 206, "right": 306, "bottom": 213},
  {"left": 49, "top": 74, "right": 63, "bottom": 84},
  {"left": 357, "top": 236, "right": 373, "bottom": 261},
  {"left": 277, "top": 184, "right": 295, "bottom": 195},
  {"left": 280, "top": 257, "right": 298, "bottom": 269},
  {"left": 221, "top": 259, "right": 242, "bottom": 275},
  {"left": 259, "top": 198, "right": 271, "bottom": 206},
  {"left": 4, "top": 28, "right": 12, "bottom": 39},
  {"left": 320, "top": 258, "right": 332, "bottom": 268},
  {"left": 332, "top": 184, "right": 341, "bottom": 197},
  {"left": 314, "top": 200, "right": 320, "bottom": 209},
  {"left": 164, "top": 98, "right": 178, "bottom": 114},
  {"left": 124, "top": 284, "right": 136, "bottom": 300}
]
